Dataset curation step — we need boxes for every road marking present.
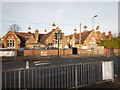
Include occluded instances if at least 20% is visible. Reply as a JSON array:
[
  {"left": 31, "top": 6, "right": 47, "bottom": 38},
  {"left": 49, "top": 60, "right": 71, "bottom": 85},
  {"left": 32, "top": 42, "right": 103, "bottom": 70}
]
[
  {"left": 34, "top": 61, "right": 48, "bottom": 63},
  {"left": 35, "top": 63, "right": 49, "bottom": 66}
]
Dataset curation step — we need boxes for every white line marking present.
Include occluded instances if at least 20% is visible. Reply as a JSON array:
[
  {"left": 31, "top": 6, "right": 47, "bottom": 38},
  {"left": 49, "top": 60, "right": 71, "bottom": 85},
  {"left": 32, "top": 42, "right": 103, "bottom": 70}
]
[
  {"left": 34, "top": 61, "right": 47, "bottom": 63},
  {"left": 35, "top": 63, "right": 49, "bottom": 66}
]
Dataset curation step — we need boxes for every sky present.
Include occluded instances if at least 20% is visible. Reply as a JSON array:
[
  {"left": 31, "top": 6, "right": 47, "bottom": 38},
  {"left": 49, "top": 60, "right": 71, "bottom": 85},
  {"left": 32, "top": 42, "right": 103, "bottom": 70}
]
[{"left": 0, "top": 1, "right": 119, "bottom": 37}]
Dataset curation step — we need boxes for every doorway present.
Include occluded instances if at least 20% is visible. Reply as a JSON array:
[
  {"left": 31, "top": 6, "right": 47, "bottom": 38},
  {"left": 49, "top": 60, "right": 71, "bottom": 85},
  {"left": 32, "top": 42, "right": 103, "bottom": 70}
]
[{"left": 72, "top": 47, "right": 77, "bottom": 54}]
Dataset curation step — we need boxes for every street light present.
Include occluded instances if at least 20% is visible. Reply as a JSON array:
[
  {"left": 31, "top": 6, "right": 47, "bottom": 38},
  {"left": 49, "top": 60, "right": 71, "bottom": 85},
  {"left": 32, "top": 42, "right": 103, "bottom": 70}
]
[
  {"left": 92, "top": 15, "right": 98, "bottom": 30},
  {"left": 79, "top": 23, "right": 82, "bottom": 48}
]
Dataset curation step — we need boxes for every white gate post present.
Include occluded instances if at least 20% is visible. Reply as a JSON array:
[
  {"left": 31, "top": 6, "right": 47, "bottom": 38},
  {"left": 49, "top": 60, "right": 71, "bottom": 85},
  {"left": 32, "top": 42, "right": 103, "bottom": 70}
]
[
  {"left": 26, "top": 61, "right": 29, "bottom": 69},
  {"left": 102, "top": 61, "right": 114, "bottom": 81}
]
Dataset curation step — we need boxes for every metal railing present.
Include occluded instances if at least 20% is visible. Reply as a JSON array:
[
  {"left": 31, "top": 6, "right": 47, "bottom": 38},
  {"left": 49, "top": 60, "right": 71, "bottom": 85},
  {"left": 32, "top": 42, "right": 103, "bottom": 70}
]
[{"left": 2, "top": 61, "right": 114, "bottom": 89}]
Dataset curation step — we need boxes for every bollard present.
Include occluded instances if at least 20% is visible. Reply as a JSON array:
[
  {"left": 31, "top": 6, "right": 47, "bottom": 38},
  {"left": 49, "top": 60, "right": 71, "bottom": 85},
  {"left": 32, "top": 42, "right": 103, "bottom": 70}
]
[{"left": 26, "top": 61, "right": 29, "bottom": 69}]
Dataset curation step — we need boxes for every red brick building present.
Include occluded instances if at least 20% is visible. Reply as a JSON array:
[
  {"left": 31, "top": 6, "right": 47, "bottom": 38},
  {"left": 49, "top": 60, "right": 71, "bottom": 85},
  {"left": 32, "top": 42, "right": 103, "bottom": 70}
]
[
  {"left": 1, "top": 23, "right": 68, "bottom": 49},
  {"left": 66, "top": 30, "right": 113, "bottom": 49},
  {"left": 0, "top": 23, "right": 113, "bottom": 49}
]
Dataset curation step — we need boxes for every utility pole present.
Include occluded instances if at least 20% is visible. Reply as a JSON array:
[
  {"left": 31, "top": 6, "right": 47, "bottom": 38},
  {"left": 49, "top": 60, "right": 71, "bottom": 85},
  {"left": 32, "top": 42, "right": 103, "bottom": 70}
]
[
  {"left": 79, "top": 23, "right": 82, "bottom": 49},
  {"left": 55, "top": 29, "right": 63, "bottom": 57}
]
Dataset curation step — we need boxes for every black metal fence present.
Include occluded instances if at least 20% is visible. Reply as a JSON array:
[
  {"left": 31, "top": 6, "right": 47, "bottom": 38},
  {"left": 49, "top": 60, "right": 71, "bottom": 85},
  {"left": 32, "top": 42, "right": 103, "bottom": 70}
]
[{"left": 2, "top": 61, "right": 113, "bottom": 89}]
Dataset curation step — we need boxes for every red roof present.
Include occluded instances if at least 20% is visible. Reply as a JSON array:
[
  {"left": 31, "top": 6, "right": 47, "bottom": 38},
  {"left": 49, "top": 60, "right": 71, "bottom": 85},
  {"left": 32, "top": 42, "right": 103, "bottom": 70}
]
[
  {"left": 67, "top": 31, "right": 92, "bottom": 44},
  {"left": 14, "top": 32, "right": 43, "bottom": 43},
  {"left": 40, "top": 29, "right": 56, "bottom": 43}
]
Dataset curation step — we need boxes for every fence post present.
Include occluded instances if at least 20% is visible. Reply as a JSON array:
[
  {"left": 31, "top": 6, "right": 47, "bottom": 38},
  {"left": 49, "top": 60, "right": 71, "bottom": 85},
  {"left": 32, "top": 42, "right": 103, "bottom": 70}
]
[
  {"left": 111, "top": 61, "right": 114, "bottom": 82},
  {"left": 75, "top": 64, "right": 78, "bottom": 88},
  {"left": 19, "top": 70, "right": 21, "bottom": 89},
  {"left": 26, "top": 61, "right": 29, "bottom": 69},
  {"left": 5, "top": 72, "right": 6, "bottom": 89}
]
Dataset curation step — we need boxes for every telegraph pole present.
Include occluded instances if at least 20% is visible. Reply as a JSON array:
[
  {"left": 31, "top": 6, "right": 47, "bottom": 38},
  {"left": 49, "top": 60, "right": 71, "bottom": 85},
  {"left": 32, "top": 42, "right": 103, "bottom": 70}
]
[
  {"left": 79, "top": 23, "right": 82, "bottom": 48},
  {"left": 55, "top": 30, "right": 63, "bottom": 57},
  {"left": 58, "top": 31, "right": 60, "bottom": 57}
]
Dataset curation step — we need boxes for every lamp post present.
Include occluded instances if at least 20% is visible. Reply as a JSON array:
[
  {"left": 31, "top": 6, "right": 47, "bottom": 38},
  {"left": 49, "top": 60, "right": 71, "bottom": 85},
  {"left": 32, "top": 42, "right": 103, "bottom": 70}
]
[
  {"left": 92, "top": 15, "right": 98, "bottom": 30},
  {"left": 79, "top": 23, "right": 82, "bottom": 48}
]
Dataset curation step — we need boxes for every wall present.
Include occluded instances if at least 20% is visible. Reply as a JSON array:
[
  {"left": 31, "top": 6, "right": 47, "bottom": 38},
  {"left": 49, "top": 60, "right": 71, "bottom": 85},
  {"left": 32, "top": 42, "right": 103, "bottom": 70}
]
[
  {"left": 93, "top": 46, "right": 104, "bottom": 55},
  {"left": 24, "top": 49, "right": 93, "bottom": 56},
  {"left": 104, "top": 48, "right": 120, "bottom": 54},
  {"left": 114, "top": 49, "right": 120, "bottom": 54},
  {"left": 78, "top": 49, "right": 93, "bottom": 54}
]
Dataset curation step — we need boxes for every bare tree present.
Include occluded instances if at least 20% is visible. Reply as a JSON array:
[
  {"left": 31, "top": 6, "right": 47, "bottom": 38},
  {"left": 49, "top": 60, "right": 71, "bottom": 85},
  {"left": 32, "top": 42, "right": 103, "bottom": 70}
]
[{"left": 8, "top": 24, "right": 21, "bottom": 32}]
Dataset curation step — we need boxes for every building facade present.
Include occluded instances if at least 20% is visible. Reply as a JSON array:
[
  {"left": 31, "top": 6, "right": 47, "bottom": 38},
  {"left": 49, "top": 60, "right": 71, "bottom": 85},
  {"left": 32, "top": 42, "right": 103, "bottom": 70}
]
[
  {"left": 1, "top": 23, "right": 68, "bottom": 49},
  {"left": 0, "top": 23, "right": 113, "bottom": 49},
  {"left": 66, "top": 30, "right": 113, "bottom": 49}
]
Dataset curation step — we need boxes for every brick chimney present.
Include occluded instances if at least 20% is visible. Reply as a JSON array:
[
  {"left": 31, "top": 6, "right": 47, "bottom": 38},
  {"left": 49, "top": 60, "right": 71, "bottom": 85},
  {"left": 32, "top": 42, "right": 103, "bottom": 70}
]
[
  {"left": 108, "top": 31, "right": 112, "bottom": 35},
  {"left": 28, "top": 26, "right": 31, "bottom": 34},
  {"left": 96, "top": 31, "right": 100, "bottom": 34},
  {"left": 103, "top": 32, "right": 105, "bottom": 35},
  {"left": 52, "top": 22, "right": 56, "bottom": 31},
  {"left": 35, "top": 29, "right": 39, "bottom": 42}
]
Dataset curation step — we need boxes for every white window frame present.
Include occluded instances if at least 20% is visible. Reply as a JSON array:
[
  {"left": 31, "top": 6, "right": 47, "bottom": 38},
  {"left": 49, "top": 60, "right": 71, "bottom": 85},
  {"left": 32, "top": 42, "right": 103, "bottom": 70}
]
[{"left": 7, "top": 40, "right": 15, "bottom": 48}]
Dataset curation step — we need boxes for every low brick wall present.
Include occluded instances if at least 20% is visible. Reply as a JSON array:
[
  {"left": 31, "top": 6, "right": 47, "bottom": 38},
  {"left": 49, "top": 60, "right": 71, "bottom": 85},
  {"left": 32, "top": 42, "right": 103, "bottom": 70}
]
[
  {"left": 78, "top": 49, "right": 93, "bottom": 54},
  {"left": 63, "top": 49, "right": 72, "bottom": 55},
  {"left": 24, "top": 49, "right": 93, "bottom": 56},
  {"left": 24, "top": 50, "right": 58, "bottom": 56},
  {"left": 104, "top": 48, "right": 120, "bottom": 54},
  {"left": 114, "top": 49, "right": 120, "bottom": 54}
]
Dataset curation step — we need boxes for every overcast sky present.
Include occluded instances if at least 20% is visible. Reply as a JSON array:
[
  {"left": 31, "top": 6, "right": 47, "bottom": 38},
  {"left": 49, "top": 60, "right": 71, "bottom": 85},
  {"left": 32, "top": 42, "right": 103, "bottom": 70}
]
[{"left": 1, "top": 2, "right": 119, "bottom": 37}]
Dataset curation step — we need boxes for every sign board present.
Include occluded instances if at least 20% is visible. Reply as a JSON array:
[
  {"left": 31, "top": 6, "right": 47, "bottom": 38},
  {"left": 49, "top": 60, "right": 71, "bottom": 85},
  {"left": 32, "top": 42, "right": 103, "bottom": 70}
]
[
  {"left": 102, "top": 61, "right": 114, "bottom": 80},
  {"left": 41, "top": 51, "right": 48, "bottom": 56},
  {"left": 0, "top": 51, "right": 15, "bottom": 57},
  {"left": 81, "top": 46, "right": 88, "bottom": 49},
  {"left": 87, "top": 49, "right": 92, "bottom": 51}
]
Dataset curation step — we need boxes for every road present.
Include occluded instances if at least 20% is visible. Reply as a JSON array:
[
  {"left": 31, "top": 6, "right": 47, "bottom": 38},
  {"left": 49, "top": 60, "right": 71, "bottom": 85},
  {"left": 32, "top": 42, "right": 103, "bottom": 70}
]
[
  {"left": 1, "top": 55, "right": 120, "bottom": 88},
  {"left": 2, "top": 55, "right": 120, "bottom": 81},
  {"left": 2, "top": 55, "right": 119, "bottom": 71}
]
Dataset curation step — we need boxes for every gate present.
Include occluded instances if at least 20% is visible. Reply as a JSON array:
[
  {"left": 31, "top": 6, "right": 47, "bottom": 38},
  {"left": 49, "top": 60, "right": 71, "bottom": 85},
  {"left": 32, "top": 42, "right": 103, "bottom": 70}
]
[
  {"left": 72, "top": 47, "right": 77, "bottom": 54},
  {"left": 2, "top": 61, "right": 114, "bottom": 89}
]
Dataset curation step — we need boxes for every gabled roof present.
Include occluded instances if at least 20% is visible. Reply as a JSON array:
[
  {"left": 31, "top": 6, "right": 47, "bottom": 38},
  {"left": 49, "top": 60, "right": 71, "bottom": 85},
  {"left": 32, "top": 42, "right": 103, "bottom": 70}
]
[
  {"left": 26, "top": 36, "right": 37, "bottom": 43},
  {"left": 96, "top": 31, "right": 106, "bottom": 39},
  {"left": 14, "top": 32, "right": 43, "bottom": 43},
  {"left": 69, "top": 34, "right": 74, "bottom": 39},
  {"left": 40, "top": 29, "right": 56, "bottom": 43},
  {"left": 96, "top": 31, "right": 113, "bottom": 39},
  {"left": 67, "top": 31, "right": 92, "bottom": 44},
  {"left": 105, "top": 35, "right": 113, "bottom": 39}
]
